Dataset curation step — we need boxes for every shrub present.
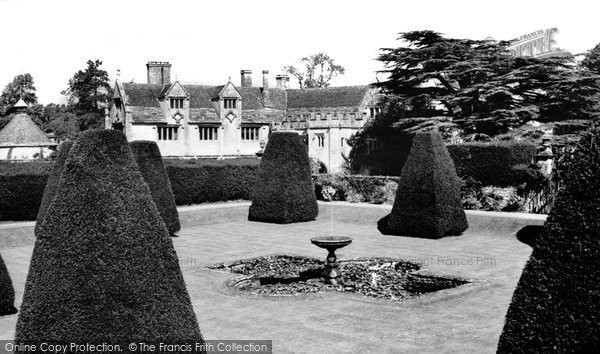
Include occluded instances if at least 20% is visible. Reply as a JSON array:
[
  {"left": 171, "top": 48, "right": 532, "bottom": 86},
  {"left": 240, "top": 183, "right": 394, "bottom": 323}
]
[
  {"left": 0, "top": 162, "right": 51, "bottom": 221},
  {"left": 130, "top": 141, "right": 180, "bottom": 235},
  {"left": 346, "top": 177, "right": 389, "bottom": 204},
  {"left": 249, "top": 132, "right": 318, "bottom": 223},
  {"left": 167, "top": 163, "right": 258, "bottom": 205},
  {"left": 497, "top": 129, "right": 600, "bottom": 352},
  {"left": 447, "top": 141, "right": 536, "bottom": 186},
  {"left": 386, "top": 131, "right": 468, "bottom": 238},
  {"left": 0, "top": 253, "right": 17, "bottom": 316},
  {"left": 313, "top": 174, "right": 349, "bottom": 201},
  {"left": 313, "top": 174, "right": 399, "bottom": 204},
  {"left": 16, "top": 130, "right": 203, "bottom": 344},
  {"left": 35, "top": 141, "right": 73, "bottom": 236}
]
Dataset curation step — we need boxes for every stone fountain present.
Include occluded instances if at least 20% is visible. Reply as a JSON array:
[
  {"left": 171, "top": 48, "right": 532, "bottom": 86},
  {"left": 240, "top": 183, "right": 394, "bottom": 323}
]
[{"left": 310, "top": 236, "right": 353, "bottom": 285}]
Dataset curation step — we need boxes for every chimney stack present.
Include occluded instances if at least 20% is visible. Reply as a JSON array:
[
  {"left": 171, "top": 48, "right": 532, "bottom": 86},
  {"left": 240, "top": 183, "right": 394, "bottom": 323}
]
[
  {"left": 261, "top": 70, "right": 271, "bottom": 108},
  {"left": 240, "top": 70, "right": 253, "bottom": 87},
  {"left": 262, "top": 70, "right": 269, "bottom": 89},
  {"left": 146, "top": 61, "right": 172, "bottom": 85},
  {"left": 275, "top": 74, "right": 290, "bottom": 89}
]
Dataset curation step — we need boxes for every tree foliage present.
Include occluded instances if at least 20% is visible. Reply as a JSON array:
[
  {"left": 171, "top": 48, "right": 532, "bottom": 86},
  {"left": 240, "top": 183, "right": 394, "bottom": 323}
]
[
  {"left": 347, "top": 31, "right": 600, "bottom": 174},
  {"left": 375, "top": 31, "right": 600, "bottom": 133},
  {"left": 283, "top": 53, "right": 345, "bottom": 88},
  {"left": 581, "top": 42, "right": 600, "bottom": 75},
  {"left": 61, "top": 59, "right": 111, "bottom": 130},
  {"left": 0, "top": 73, "right": 38, "bottom": 116}
]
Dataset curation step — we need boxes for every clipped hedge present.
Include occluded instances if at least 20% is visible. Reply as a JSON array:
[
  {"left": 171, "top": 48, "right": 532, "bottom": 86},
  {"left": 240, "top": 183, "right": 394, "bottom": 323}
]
[
  {"left": 0, "top": 162, "right": 52, "bottom": 221},
  {"left": 131, "top": 141, "right": 180, "bottom": 235},
  {"left": 36, "top": 141, "right": 73, "bottom": 235},
  {"left": 249, "top": 132, "right": 318, "bottom": 223},
  {"left": 16, "top": 130, "right": 203, "bottom": 343},
  {"left": 0, "top": 252, "right": 17, "bottom": 316},
  {"left": 386, "top": 131, "right": 468, "bottom": 238},
  {"left": 166, "top": 161, "right": 259, "bottom": 205},
  {"left": 447, "top": 141, "right": 536, "bottom": 187},
  {"left": 497, "top": 129, "right": 600, "bottom": 352}
]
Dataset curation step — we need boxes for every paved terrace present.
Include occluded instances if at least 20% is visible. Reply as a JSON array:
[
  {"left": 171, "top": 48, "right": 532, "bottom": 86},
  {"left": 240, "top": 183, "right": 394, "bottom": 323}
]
[{"left": 0, "top": 202, "right": 546, "bottom": 353}]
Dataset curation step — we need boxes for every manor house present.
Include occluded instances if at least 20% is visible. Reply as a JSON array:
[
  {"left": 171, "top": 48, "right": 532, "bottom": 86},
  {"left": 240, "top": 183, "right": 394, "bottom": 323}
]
[{"left": 106, "top": 62, "right": 382, "bottom": 172}]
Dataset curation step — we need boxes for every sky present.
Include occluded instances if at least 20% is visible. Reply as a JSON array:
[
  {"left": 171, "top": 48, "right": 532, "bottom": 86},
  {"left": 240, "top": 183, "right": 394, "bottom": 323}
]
[{"left": 0, "top": 0, "right": 599, "bottom": 104}]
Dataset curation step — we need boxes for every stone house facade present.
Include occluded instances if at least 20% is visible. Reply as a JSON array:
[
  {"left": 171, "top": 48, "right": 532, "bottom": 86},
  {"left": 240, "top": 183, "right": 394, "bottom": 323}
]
[{"left": 107, "top": 62, "right": 382, "bottom": 172}]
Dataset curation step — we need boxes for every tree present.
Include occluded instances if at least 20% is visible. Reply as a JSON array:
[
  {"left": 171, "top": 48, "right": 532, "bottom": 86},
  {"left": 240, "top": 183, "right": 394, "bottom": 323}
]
[
  {"left": 36, "top": 141, "right": 74, "bottom": 237},
  {"left": 130, "top": 141, "right": 181, "bottom": 235},
  {"left": 375, "top": 31, "right": 600, "bottom": 135},
  {"left": 497, "top": 129, "right": 600, "bottom": 352},
  {"left": 0, "top": 73, "right": 38, "bottom": 115},
  {"left": 17, "top": 130, "right": 203, "bottom": 343},
  {"left": 42, "top": 106, "right": 80, "bottom": 141},
  {"left": 382, "top": 131, "right": 467, "bottom": 238},
  {"left": 248, "top": 132, "right": 318, "bottom": 223},
  {"left": 0, "top": 252, "right": 18, "bottom": 316},
  {"left": 581, "top": 42, "right": 600, "bottom": 74},
  {"left": 347, "top": 31, "right": 600, "bottom": 174},
  {"left": 62, "top": 59, "right": 111, "bottom": 129},
  {"left": 283, "top": 53, "right": 345, "bottom": 88}
]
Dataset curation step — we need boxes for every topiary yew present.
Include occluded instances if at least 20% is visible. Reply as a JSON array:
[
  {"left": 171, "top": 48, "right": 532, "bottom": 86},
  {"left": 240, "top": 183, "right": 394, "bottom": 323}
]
[
  {"left": 0, "top": 252, "right": 18, "bottom": 316},
  {"left": 385, "top": 131, "right": 467, "bottom": 238},
  {"left": 130, "top": 140, "right": 180, "bottom": 235},
  {"left": 35, "top": 140, "right": 73, "bottom": 236},
  {"left": 249, "top": 132, "right": 318, "bottom": 223},
  {"left": 497, "top": 130, "right": 600, "bottom": 352},
  {"left": 16, "top": 130, "right": 203, "bottom": 344}
]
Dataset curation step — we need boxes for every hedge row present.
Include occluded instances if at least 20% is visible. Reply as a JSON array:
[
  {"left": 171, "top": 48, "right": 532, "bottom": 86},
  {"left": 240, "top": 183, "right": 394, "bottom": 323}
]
[
  {"left": 0, "top": 162, "right": 52, "bottom": 221},
  {"left": 447, "top": 141, "right": 536, "bottom": 187},
  {"left": 0, "top": 144, "right": 540, "bottom": 222},
  {"left": 165, "top": 161, "right": 259, "bottom": 206}
]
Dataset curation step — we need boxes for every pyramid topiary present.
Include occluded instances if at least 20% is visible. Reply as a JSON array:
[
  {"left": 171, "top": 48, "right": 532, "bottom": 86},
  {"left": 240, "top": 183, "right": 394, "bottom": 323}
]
[
  {"left": 130, "top": 140, "right": 180, "bottom": 235},
  {"left": 385, "top": 131, "right": 467, "bottom": 238},
  {"left": 498, "top": 130, "right": 600, "bottom": 352},
  {"left": 16, "top": 130, "right": 203, "bottom": 344},
  {"left": 0, "top": 252, "right": 18, "bottom": 316},
  {"left": 249, "top": 132, "right": 318, "bottom": 223},
  {"left": 35, "top": 140, "right": 73, "bottom": 236}
]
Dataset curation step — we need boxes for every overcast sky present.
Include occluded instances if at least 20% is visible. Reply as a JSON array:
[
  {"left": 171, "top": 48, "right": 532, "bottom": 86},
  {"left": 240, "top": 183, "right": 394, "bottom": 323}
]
[{"left": 1, "top": 0, "right": 599, "bottom": 104}]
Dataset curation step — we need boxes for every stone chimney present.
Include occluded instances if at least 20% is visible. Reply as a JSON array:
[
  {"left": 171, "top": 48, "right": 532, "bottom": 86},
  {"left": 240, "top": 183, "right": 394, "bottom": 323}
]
[
  {"left": 261, "top": 70, "right": 271, "bottom": 108},
  {"left": 146, "top": 61, "right": 171, "bottom": 85},
  {"left": 262, "top": 70, "right": 269, "bottom": 89},
  {"left": 240, "top": 70, "right": 253, "bottom": 87},
  {"left": 275, "top": 74, "right": 290, "bottom": 89}
]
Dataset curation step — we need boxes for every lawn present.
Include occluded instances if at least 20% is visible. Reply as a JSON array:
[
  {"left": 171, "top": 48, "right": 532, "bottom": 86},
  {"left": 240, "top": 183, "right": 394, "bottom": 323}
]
[{"left": 0, "top": 202, "right": 544, "bottom": 353}]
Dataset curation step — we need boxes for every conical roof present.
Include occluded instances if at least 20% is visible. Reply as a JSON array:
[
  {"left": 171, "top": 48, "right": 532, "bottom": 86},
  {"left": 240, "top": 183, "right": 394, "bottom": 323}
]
[{"left": 0, "top": 113, "right": 54, "bottom": 147}]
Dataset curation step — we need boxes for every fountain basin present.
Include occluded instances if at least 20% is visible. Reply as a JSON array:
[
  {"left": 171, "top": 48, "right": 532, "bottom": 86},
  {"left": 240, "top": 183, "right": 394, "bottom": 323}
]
[
  {"left": 310, "top": 236, "right": 352, "bottom": 249},
  {"left": 311, "top": 236, "right": 353, "bottom": 284}
]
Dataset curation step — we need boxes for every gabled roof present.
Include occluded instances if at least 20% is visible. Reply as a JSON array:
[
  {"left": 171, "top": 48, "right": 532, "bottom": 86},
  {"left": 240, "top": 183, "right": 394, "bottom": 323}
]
[
  {"left": 211, "top": 82, "right": 241, "bottom": 100},
  {"left": 0, "top": 113, "right": 55, "bottom": 147},
  {"left": 286, "top": 85, "right": 370, "bottom": 109},
  {"left": 119, "top": 82, "right": 375, "bottom": 114},
  {"left": 163, "top": 81, "right": 189, "bottom": 98}
]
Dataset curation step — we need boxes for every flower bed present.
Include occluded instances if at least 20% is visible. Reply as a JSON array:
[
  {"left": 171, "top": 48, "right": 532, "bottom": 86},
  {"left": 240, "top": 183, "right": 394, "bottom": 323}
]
[{"left": 208, "top": 255, "right": 468, "bottom": 301}]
